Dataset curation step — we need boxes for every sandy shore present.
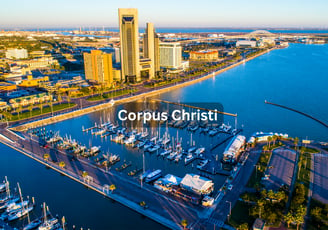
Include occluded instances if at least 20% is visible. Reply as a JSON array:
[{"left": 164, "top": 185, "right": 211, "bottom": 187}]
[{"left": 12, "top": 48, "right": 275, "bottom": 132}]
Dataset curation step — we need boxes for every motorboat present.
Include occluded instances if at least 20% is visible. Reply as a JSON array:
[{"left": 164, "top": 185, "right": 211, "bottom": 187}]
[{"left": 145, "top": 170, "right": 162, "bottom": 183}]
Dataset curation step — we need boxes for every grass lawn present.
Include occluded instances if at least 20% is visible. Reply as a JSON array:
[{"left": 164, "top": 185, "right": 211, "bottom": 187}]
[
  {"left": 227, "top": 200, "right": 254, "bottom": 228},
  {"left": 87, "top": 89, "right": 136, "bottom": 101},
  {"left": 8, "top": 103, "right": 76, "bottom": 121},
  {"left": 308, "top": 199, "right": 328, "bottom": 230},
  {"left": 246, "top": 149, "right": 272, "bottom": 188},
  {"left": 144, "top": 79, "right": 182, "bottom": 88},
  {"left": 300, "top": 146, "right": 319, "bottom": 153}
]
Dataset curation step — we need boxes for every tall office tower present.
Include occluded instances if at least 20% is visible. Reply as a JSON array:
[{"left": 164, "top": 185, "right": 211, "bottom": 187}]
[
  {"left": 143, "top": 23, "right": 160, "bottom": 79},
  {"left": 154, "top": 33, "right": 160, "bottom": 73},
  {"left": 119, "top": 8, "right": 140, "bottom": 82},
  {"left": 83, "top": 50, "right": 113, "bottom": 86},
  {"left": 159, "top": 42, "right": 182, "bottom": 69}
]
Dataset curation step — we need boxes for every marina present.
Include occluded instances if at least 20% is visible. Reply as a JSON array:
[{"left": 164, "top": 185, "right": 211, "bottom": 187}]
[{"left": 0, "top": 177, "right": 75, "bottom": 230}]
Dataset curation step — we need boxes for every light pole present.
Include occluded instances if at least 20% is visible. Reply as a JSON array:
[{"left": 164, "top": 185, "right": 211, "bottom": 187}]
[{"left": 226, "top": 200, "right": 231, "bottom": 222}]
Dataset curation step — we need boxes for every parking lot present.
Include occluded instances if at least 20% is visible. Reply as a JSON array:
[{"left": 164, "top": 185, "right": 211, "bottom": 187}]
[
  {"left": 262, "top": 147, "right": 296, "bottom": 191},
  {"left": 313, "top": 154, "right": 328, "bottom": 204}
]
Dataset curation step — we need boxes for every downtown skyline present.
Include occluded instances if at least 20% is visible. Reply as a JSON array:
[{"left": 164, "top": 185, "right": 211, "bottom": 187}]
[{"left": 1, "top": 0, "right": 328, "bottom": 29}]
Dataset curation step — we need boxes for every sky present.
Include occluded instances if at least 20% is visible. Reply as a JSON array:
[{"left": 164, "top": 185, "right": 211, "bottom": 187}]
[{"left": 1, "top": 0, "right": 328, "bottom": 29}]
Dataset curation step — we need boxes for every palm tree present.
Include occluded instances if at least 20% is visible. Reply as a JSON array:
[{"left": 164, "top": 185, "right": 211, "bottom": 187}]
[
  {"left": 43, "top": 153, "right": 50, "bottom": 161},
  {"left": 59, "top": 161, "right": 66, "bottom": 168},
  {"left": 272, "top": 135, "right": 278, "bottom": 146},
  {"left": 181, "top": 219, "right": 188, "bottom": 229},
  {"left": 28, "top": 103, "right": 33, "bottom": 117},
  {"left": 82, "top": 171, "right": 88, "bottom": 178},
  {"left": 262, "top": 145, "right": 268, "bottom": 153},
  {"left": 267, "top": 136, "right": 272, "bottom": 149},
  {"left": 311, "top": 207, "right": 322, "bottom": 219},
  {"left": 295, "top": 205, "right": 306, "bottom": 230},
  {"left": 284, "top": 212, "right": 294, "bottom": 228},
  {"left": 67, "top": 95, "right": 71, "bottom": 106},
  {"left": 39, "top": 101, "right": 43, "bottom": 114},
  {"left": 257, "top": 199, "right": 265, "bottom": 218},
  {"left": 16, "top": 104, "right": 22, "bottom": 119},
  {"left": 294, "top": 137, "right": 299, "bottom": 151},
  {"left": 109, "top": 184, "right": 116, "bottom": 193}
]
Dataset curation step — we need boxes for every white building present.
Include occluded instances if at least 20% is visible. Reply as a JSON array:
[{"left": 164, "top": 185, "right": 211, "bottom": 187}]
[
  {"left": 159, "top": 42, "right": 182, "bottom": 69},
  {"left": 114, "top": 47, "right": 121, "bottom": 64},
  {"left": 236, "top": 40, "right": 257, "bottom": 48},
  {"left": 180, "top": 174, "right": 214, "bottom": 195},
  {"left": 6, "top": 48, "right": 28, "bottom": 59}
]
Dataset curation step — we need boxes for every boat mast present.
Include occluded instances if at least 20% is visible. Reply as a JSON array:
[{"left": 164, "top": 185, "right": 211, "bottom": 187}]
[{"left": 17, "top": 183, "right": 25, "bottom": 217}]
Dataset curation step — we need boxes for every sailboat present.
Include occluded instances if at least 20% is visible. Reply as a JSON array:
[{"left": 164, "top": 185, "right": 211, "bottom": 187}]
[
  {"left": 0, "top": 177, "right": 19, "bottom": 210},
  {"left": 38, "top": 203, "right": 62, "bottom": 230},
  {"left": 7, "top": 183, "right": 34, "bottom": 221}
]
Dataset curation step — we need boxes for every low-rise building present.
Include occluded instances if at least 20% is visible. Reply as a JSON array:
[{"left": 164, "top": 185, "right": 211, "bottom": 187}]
[
  {"left": 19, "top": 76, "right": 49, "bottom": 87},
  {"left": 190, "top": 50, "right": 218, "bottom": 61},
  {"left": 6, "top": 48, "right": 28, "bottom": 59},
  {"left": 236, "top": 40, "right": 257, "bottom": 48},
  {"left": 8, "top": 92, "right": 53, "bottom": 108},
  {"left": 0, "top": 82, "right": 17, "bottom": 92},
  {"left": 180, "top": 174, "right": 214, "bottom": 195}
]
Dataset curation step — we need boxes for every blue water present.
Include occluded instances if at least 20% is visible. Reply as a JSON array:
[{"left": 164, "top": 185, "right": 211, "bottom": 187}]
[
  {"left": 1, "top": 43, "right": 328, "bottom": 230},
  {"left": 4, "top": 27, "right": 328, "bottom": 34},
  {"left": 159, "top": 43, "right": 328, "bottom": 142}
]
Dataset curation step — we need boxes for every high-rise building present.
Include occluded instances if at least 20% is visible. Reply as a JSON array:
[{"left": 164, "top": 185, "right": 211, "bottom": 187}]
[
  {"left": 83, "top": 50, "right": 113, "bottom": 86},
  {"left": 159, "top": 42, "right": 182, "bottom": 69},
  {"left": 118, "top": 8, "right": 140, "bottom": 82},
  {"left": 143, "top": 23, "right": 160, "bottom": 79}
]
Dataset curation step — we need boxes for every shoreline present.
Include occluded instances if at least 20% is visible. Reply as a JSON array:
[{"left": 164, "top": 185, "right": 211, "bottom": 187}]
[
  {"left": 11, "top": 47, "right": 276, "bottom": 132},
  {"left": 0, "top": 133, "right": 181, "bottom": 230}
]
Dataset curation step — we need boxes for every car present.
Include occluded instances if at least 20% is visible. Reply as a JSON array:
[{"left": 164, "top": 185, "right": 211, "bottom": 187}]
[{"left": 227, "top": 184, "right": 233, "bottom": 191}]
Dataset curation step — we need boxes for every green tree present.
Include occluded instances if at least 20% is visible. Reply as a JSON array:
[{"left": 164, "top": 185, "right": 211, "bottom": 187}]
[
  {"left": 28, "top": 103, "right": 33, "bottom": 117},
  {"left": 237, "top": 223, "right": 248, "bottom": 230},
  {"left": 181, "top": 219, "right": 188, "bottom": 229},
  {"left": 82, "top": 171, "right": 88, "bottom": 178},
  {"left": 272, "top": 135, "right": 278, "bottom": 146},
  {"left": 267, "top": 212, "right": 278, "bottom": 224},
  {"left": 241, "top": 192, "right": 250, "bottom": 202},
  {"left": 294, "top": 137, "right": 299, "bottom": 151},
  {"left": 39, "top": 101, "right": 43, "bottom": 114},
  {"left": 284, "top": 212, "right": 294, "bottom": 228},
  {"left": 267, "top": 136, "right": 272, "bottom": 149},
  {"left": 311, "top": 207, "right": 322, "bottom": 219},
  {"left": 295, "top": 205, "right": 306, "bottom": 230},
  {"left": 43, "top": 153, "right": 50, "bottom": 161},
  {"left": 59, "top": 161, "right": 65, "bottom": 168},
  {"left": 109, "top": 184, "right": 116, "bottom": 193}
]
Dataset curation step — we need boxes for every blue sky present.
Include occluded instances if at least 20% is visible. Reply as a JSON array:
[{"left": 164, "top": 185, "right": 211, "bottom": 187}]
[{"left": 1, "top": 0, "right": 328, "bottom": 28}]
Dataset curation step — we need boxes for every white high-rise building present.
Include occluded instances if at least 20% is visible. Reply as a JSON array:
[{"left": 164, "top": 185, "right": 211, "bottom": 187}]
[
  {"left": 5, "top": 48, "right": 28, "bottom": 59},
  {"left": 159, "top": 43, "right": 182, "bottom": 69}
]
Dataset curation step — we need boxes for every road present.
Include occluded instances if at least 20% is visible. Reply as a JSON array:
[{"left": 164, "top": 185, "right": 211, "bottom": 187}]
[{"left": 191, "top": 147, "right": 262, "bottom": 229}]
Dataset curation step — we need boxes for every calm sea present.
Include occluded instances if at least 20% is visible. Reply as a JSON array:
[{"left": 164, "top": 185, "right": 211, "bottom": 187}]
[{"left": 1, "top": 43, "right": 327, "bottom": 230}]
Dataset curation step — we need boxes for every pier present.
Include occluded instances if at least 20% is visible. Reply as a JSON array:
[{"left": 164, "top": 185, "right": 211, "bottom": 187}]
[{"left": 265, "top": 100, "right": 328, "bottom": 129}]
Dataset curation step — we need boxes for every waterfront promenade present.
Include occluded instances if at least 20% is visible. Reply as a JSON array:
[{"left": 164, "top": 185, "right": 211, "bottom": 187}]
[
  {"left": 10, "top": 47, "right": 275, "bottom": 132},
  {"left": 0, "top": 128, "right": 204, "bottom": 230}
]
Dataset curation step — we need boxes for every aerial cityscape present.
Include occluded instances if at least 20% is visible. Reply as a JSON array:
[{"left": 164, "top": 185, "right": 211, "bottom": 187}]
[{"left": 0, "top": 1, "right": 328, "bottom": 230}]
